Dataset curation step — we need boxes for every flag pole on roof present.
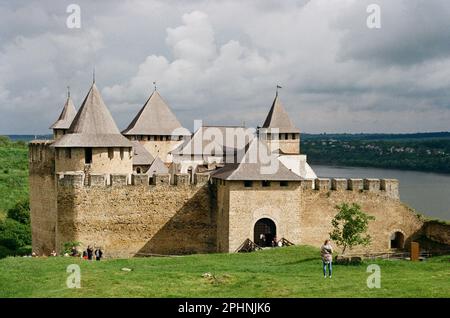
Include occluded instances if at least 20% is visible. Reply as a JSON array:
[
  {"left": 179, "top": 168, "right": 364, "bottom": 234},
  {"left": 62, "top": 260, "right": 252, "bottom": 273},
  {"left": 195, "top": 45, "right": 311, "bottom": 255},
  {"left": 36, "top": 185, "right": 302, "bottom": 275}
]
[
  {"left": 276, "top": 84, "right": 282, "bottom": 96},
  {"left": 153, "top": 81, "right": 157, "bottom": 91}
]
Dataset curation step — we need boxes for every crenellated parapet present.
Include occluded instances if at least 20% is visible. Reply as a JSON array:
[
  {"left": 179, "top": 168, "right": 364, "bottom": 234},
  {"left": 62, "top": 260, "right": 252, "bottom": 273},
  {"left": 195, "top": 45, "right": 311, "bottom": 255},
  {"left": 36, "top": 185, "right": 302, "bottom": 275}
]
[
  {"left": 29, "top": 140, "right": 55, "bottom": 174},
  {"left": 56, "top": 171, "right": 211, "bottom": 188},
  {"left": 302, "top": 178, "right": 400, "bottom": 199}
]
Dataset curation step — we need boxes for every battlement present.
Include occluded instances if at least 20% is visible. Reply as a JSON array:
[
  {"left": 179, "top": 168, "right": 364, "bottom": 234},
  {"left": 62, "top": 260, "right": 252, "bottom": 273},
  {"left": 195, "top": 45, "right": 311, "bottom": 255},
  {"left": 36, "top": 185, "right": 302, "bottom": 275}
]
[
  {"left": 29, "top": 140, "right": 55, "bottom": 174},
  {"left": 304, "top": 178, "right": 399, "bottom": 199},
  {"left": 57, "top": 172, "right": 211, "bottom": 188}
]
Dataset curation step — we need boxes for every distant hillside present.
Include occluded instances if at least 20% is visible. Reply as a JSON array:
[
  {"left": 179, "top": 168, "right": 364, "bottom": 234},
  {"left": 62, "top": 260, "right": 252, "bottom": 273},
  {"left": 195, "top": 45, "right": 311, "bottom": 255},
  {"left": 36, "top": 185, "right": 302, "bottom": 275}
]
[
  {"left": 301, "top": 132, "right": 450, "bottom": 173},
  {"left": 5, "top": 135, "right": 51, "bottom": 142},
  {"left": 302, "top": 131, "right": 450, "bottom": 141},
  {"left": 0, "top": 136, "right": 28, "bottom": 217}
]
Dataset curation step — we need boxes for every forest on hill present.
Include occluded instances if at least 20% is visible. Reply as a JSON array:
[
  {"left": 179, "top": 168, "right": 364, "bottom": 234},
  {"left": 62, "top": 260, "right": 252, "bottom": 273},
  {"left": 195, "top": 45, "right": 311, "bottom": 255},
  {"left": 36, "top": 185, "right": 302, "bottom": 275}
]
[{"left": 301, "top": 132, "right": 450, "bottom": 173}]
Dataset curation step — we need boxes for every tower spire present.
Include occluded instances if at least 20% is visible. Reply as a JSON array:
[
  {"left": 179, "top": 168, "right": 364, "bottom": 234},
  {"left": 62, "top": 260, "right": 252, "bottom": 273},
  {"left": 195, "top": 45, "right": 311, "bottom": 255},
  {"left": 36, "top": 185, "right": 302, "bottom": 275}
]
[
  {"left": 93, "top": 66, "right": 96, "bottom": 84},
  {"left": 67, "top": 86, "right": 70, "bottom": 98},
  {"left": 153, "top": 81, "right": 157, "bottom": 91},
  {"left": 276, "top": 84, "right": 282, "bottom": 97}
]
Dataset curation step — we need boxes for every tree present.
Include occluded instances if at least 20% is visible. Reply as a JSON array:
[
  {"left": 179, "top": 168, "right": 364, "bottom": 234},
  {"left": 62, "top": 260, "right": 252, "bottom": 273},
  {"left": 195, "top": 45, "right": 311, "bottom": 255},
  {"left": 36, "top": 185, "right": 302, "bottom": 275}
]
[
  {"left": 0, "top": 218, "right": 31, "bottom": 252},
  {"left": 7, "top": 199, "right": 30, "bottom": 225},
  {"left": 329, "top": 203, "right": 375, "bottom": 255}
]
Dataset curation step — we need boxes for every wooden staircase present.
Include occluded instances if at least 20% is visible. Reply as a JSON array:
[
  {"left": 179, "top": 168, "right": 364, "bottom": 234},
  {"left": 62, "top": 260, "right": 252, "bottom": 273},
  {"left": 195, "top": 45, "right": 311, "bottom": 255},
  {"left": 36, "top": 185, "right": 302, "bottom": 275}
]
[{"left": 236, "top": 239, "right": 262, "bottom": 253}]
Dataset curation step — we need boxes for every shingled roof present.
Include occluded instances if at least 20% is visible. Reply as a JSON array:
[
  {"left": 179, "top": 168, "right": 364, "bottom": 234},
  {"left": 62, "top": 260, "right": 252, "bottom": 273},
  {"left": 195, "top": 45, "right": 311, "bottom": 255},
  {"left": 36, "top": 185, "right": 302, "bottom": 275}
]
[
  {"left": 147, "top": 156, "right": 168, "bottom": 176},
  {"left": 131, "top": 141, "right": 154, "bottom": 166},
  {"left": 211, "top": 138, "right": 302, "bottom": 181},
  {"left": 122, "top": 91, "right": 190, "bottom": 136},
  {"left": 261, "top": 94, "right": 300, "bottom": 133},
  {"left": 49, "top": 95, "right": 77, "bottom": 130},
  {"left": 52, "top": 83, "right": 133, "bottom": 148}
]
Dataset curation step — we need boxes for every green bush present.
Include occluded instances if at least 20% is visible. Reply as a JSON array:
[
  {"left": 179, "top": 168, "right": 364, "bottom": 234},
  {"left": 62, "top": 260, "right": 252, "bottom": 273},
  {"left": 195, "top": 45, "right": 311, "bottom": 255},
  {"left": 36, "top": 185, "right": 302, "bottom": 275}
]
[
  {"left": 16, "top": 245, "right": 32, "bottom": 256},
  {"left": 0, "top": 245, "right": 12, "bottom": 259},
  {"left": 6, "top": 199, "right": 30, "bottom": 225},
  {"left": 0, "top": 218, "right": 31, "bottom": 251},
  {"left": 0, "top": 136, "right": 11, "bottom": 147}
]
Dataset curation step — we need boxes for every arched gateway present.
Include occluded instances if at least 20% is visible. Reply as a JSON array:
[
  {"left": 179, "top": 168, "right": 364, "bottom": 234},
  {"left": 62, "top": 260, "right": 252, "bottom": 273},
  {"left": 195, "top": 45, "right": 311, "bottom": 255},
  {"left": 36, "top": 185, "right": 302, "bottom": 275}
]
[{"left": 254, "top": 218, "right": 276, "bottom": 247}]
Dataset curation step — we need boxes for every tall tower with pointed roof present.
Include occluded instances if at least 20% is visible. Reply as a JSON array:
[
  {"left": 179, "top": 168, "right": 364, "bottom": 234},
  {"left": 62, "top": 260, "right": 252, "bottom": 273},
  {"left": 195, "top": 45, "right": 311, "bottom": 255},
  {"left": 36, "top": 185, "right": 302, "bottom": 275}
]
[
  {"left": 50, "top": 90, "right": 77, "bottom": 140},
  {"left": 52, "top": 83, "right": 133, "bottom": 176},
  {"left": 122, "top": 90, "right": 190, "bottom": 163},
  {"left": 259, "top": 92, "right": 300, "bottom": 155}
]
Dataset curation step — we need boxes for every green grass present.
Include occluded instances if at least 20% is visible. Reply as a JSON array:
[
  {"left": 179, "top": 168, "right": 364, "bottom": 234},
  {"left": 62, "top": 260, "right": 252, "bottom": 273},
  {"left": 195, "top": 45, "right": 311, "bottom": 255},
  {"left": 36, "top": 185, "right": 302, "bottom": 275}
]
[
  {"left": 0, "top": 144, "right": 29, "bottom": 218},
  {"left": 0, "top": 246, "right": 449, "bottom": 298}
]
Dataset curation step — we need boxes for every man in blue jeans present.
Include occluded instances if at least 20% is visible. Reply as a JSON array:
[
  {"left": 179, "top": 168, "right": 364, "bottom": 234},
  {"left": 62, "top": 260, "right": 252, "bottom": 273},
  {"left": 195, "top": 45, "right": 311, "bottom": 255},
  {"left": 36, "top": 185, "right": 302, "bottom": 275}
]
[{"left": 321, "top": 239, "right": 333, "bottom": 278}]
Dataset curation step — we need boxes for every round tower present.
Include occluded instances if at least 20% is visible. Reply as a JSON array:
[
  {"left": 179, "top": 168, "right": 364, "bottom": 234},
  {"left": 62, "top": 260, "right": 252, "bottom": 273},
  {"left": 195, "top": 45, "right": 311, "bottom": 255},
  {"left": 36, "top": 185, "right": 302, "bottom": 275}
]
[{"left": 51, "top": 83, "right": 133, "bottom": 177}]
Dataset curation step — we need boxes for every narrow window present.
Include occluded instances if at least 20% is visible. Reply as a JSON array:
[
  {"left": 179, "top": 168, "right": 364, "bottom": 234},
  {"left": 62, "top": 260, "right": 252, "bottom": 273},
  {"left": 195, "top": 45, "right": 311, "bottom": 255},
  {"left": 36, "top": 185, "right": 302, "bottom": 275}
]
[
  {"left": 244, "top": 180, "right": 253, "bottom": 188},
  {"left": 55, "top": 148, "right": 60, "bottom": 160},
  {"left": 280, "top": 181, "right": 289, "bottom": 187},
  {"left": 120, "top": 148, "right": 124, "bottom": 160},
  {"left": 262, "top": 180, "right": 271, "bottom": 187},
  {"left": 65, "top": 148, "right": 71, "bottom": 159},
  {"left": 136, "top": 167, "right": 141, "bottom": 174},
  {"left": 85, "top": 148, "right": 92, "bottom": 164},
  {"left": 108, "top": 147, "right": 114, "bottom": 159}
]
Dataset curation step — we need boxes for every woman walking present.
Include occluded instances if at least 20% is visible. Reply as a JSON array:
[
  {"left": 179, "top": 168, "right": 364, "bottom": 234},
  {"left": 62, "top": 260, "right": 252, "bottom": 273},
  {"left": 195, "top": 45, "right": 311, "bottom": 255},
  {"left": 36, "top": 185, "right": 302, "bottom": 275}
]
[{"left": 321, "top": 239, "right": 333, "bottom": 278}]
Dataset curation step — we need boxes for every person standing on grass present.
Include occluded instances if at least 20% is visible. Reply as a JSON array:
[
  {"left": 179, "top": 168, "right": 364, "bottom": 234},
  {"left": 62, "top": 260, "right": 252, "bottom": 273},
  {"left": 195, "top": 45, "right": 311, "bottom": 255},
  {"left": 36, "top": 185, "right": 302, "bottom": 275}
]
[
  {"left": 95, "top": 248, "right": 103, "bottom": 261},
  {"left": 321, "top": 239, "right": 333, "bottom": 278},
  {"left": 87, "top": 245, "right": 94, "bottom": 260}
]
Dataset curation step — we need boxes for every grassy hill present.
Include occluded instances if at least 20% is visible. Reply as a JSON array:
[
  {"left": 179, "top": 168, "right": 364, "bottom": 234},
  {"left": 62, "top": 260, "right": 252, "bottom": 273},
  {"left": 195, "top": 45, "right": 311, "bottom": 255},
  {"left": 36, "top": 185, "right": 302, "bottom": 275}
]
[
  {"left": 0, "top": 138, "right": 28, "bottom": 219},
  {"left": 0, "top": 246, "right": 449, "bottom": 298}
]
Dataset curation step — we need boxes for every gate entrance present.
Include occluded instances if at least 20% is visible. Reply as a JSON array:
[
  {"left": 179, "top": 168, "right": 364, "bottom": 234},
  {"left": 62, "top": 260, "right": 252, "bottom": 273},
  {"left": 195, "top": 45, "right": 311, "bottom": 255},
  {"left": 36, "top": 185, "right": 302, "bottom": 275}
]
[{"left": 254, "top": 218, "right": 276, "bottom": 247}]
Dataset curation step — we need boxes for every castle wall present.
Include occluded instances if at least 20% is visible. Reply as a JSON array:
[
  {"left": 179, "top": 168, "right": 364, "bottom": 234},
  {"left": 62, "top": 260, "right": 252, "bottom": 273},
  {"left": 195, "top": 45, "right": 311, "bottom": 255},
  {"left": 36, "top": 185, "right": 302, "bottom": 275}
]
[
  {"left": 55, "top": 147, "right": 132, "bottom": 175},
  {"left": 29, "top": 141, "right": 57, "bottom": 255},
  {"left": 56, "top": 173, "right": 215, "bottom": 257},
  {"left": 213, "top": 177, "right": 423, "bottom": 254},
  {"left": 299, "top": 178, "right": 424, "bottom": 253},
  {"left": 215, "top": 180, "right": 230, "bottom": 252}
]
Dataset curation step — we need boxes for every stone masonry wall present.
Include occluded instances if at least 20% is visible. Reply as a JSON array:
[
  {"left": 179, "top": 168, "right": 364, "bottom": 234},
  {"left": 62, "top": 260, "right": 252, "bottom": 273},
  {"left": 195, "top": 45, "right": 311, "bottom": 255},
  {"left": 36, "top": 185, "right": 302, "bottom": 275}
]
[
  {"left": 56, "top": 173, "right": 215, "bottom": 258},
  {"left": 29, "top": 141, "right": 57, "bottom": 255},
  {"left": 224, "top": 180, "right": 303, "bottom": 253},
  {"left": 300, "top": 178, "right": 424, "bottom": 253},
  {"left": 55, "top": 147, "right": 132, "bottom": 175}
]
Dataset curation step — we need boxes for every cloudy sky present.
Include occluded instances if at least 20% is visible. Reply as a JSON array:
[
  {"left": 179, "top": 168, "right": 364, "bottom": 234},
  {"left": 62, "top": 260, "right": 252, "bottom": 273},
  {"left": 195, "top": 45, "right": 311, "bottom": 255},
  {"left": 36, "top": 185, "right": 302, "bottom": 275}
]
[{"left": 1, "top": 0, "right": 450, "bottom": 134}]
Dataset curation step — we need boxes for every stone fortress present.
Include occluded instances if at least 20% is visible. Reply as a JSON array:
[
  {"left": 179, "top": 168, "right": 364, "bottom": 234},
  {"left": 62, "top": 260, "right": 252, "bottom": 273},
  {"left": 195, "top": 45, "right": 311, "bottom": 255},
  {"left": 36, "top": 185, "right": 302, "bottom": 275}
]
[{"left": 30, "top": 80, "right": 433, "bottom": 258}]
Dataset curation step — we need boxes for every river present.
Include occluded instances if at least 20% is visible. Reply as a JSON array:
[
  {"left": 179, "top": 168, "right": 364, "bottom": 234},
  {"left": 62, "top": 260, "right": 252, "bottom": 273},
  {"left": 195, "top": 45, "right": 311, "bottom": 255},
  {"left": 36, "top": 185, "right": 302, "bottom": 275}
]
[{"left": 311, "top": 165, "right": 450, "bottom": 221}]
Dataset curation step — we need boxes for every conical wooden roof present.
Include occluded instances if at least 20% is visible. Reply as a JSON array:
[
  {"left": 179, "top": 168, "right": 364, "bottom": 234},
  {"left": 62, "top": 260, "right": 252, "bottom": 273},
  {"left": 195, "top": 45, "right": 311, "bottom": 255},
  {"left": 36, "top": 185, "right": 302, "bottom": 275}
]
[
  {"left": 122, "top": 91, "right": 190, "bottom": 136},
  {"left": 261, "top": 94, "right": 300, "bottom": 133},
  {"left": 52, "top": 83, "right": 133, "bottom": 148},
  {"left": 50, "top": 95, "right": 77, "bottom": 129}
]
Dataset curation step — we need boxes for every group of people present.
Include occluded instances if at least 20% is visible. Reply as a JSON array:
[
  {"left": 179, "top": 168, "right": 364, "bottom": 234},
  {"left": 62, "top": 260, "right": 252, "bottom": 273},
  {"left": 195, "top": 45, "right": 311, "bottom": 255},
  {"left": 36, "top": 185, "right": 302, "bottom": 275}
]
[
  {"left": 82, "top": 246, "right": 103, "bottom": 261},
  {"left": 45, "top": 245, "right": 104, "bottom": 261},
  {"left": 258, "top": 234, "right": 284, "bottom": 248}
]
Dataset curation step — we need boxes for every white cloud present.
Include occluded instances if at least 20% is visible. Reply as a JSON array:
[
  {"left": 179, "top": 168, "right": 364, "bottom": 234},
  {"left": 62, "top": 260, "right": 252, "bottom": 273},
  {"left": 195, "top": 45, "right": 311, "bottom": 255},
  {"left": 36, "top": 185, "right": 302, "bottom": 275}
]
[{"left": 1, "top": 0, "right": 450, "bottom": 134}]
